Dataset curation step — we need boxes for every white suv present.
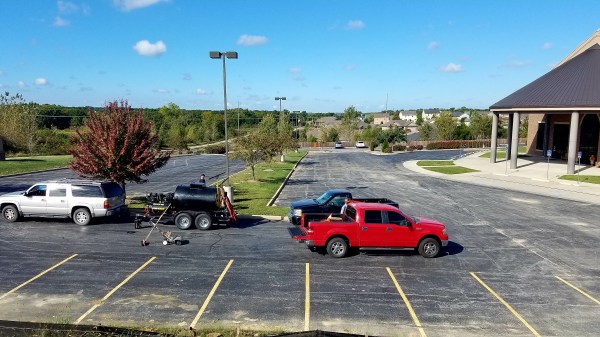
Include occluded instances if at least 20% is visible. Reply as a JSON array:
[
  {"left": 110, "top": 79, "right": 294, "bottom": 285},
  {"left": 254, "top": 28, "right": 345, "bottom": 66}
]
[{"left": 0, "top": 179, "right": 126, "bottom": 225}]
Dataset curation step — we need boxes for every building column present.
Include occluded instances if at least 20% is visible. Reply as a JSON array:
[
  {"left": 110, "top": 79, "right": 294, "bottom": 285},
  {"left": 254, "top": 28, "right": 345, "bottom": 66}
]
[
  {"left": 507, "top": 114, "right": 514, "bottom": 160},
  {"left": 567, "top": 111, "right": 580, "bottom": 174},
  {"left": 510, "top": 112, "right": 520, "bottom": 169},
  {"left": 490, "top": 113, "right": 499, "bottom": 163}
]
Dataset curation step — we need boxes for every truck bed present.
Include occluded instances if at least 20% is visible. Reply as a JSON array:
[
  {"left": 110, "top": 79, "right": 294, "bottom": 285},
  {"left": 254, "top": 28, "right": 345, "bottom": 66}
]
[{"left": 352, "top": 198, "right": 398, "bottom": 208}]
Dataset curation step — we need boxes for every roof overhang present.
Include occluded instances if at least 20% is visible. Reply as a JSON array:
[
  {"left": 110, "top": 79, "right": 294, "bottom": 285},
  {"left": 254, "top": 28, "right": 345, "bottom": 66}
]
[{"left": 491, "top": 107, "right": 600, "bottom": 113}]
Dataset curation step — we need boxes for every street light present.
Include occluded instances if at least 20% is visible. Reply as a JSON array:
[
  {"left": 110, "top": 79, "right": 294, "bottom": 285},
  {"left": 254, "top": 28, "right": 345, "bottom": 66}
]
[
  {"left": 210, "top": 51, "right": 238, "bottom": 183},
  {"left": 275, "top": 96, "right": 286, "bottom": 120}
]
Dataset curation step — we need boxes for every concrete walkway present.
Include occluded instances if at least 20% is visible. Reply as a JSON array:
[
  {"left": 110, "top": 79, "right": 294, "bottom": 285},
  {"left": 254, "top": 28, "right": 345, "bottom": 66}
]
[{"left": 404, "top": 150, "right": 600, "bottom": 205}]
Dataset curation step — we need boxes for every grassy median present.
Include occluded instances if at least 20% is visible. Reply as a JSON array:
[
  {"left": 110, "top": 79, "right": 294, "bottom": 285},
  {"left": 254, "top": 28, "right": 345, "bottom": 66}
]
[
  {"left": 230, "top": 150, "right": 307, "bottom": 216},
  {"left": 0, "top": 155, "right": 72, "bottom": 176},
  {"left": 416, "top": 160, "right": 479, "bottom": 174},
  {"left": 559, "top": 175, "right": 600, "bottom": 184}
]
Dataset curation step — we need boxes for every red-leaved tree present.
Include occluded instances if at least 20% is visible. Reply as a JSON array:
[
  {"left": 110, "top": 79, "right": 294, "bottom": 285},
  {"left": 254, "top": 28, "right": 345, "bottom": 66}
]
[{"left": 69, "top": 100, "right": 171, "bottom": 193}]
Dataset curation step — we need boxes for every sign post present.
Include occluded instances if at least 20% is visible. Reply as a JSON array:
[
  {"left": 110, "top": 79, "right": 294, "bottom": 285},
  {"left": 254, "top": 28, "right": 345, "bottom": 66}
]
[
  {"left": 577, "top": 151, "right": 582, "bottom": 184},
  {"left": 504, "top": 144, "right": 509, "bottom": 175},
  {"left": 546, "top": 149, "right": 552, "bottom": 180}
]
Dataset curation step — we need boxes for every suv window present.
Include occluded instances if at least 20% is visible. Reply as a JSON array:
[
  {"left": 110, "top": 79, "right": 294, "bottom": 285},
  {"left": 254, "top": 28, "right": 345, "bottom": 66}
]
[
  {"left": 48, "top": 187, "right": 67, "bottom": 197},
  {"left": 364, "top": 210, "right": 383, "bottom": 224},
  {"left": 28, "top": 185, "right": 47, "bottom": 197},
  {"left": 72, "top": 185, "right": 103, "bottom": 197},
  {"left": 102, "top": 182, "right": 124, "bottom": 198}
]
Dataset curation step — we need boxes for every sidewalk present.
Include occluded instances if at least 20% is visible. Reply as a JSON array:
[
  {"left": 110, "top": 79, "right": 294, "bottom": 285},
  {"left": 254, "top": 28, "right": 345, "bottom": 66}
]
[{"left": 404, "top": 151, "right": 600, "bottom": 205}]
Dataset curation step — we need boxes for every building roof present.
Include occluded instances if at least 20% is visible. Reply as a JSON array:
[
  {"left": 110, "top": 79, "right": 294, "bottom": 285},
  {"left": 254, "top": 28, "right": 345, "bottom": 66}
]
[{"left": 490, "top": 31, "right": 600, "bottom": 111}]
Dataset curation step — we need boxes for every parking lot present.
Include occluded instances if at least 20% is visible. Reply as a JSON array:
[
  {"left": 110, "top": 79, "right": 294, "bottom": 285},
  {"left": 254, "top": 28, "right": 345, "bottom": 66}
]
[{"left": 0, "top": 150, "right": 599, "bottom": 336}]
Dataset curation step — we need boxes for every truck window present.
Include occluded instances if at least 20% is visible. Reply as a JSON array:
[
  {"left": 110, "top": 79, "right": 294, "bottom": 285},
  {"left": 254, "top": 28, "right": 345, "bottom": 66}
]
[
  {"left": 387, "top": 211, "right": 409, "bottom": 226},
  {"left": 329, "top": 196, "right": 346, "bottom": 207},
  {"left": 345, "top": 206, "right": 357, "bottom": 221},
  {"left": 364, "top": 210, "right": 383, "bottom": 224}
]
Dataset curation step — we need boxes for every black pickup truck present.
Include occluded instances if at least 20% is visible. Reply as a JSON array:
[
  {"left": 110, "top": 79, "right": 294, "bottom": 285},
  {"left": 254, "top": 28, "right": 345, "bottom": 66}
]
[{"left": 287, "top": 188, "right": 398, "bottom": 225}]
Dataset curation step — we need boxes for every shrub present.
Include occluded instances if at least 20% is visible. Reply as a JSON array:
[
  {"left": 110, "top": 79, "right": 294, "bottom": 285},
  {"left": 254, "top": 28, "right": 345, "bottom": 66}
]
[
  {"left": 383, "top": 147, "right": 393, "bottom": 153},
  {"left": 392, "top": 144, "right": 406, "bottom": 151},
  {"left": 204, "top": 144, "right": 226, "bottom": 154},
  {"left": 35, "top": 128, "right": 72, "bottom": 155},
  {"left": 381, "top": 140, "right": 389, "bottom": 152},
  {"left": 369, "top": 142, "right": 378, "bottom": 151}
]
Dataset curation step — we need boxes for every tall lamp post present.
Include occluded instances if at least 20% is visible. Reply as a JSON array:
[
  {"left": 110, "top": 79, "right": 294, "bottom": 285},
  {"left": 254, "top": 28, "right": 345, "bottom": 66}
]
[
  {"left": 210, "top": 51, "right": 238, "bottom": 183},
  {"left": 275, "top": 96, "right": 286, "bottom": 120}
]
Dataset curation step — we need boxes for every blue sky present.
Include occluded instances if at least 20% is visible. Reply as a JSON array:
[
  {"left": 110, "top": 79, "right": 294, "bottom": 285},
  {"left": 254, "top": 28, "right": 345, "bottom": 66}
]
[{"left": 1, "top": 0, "right": 600, "bottom": 113}]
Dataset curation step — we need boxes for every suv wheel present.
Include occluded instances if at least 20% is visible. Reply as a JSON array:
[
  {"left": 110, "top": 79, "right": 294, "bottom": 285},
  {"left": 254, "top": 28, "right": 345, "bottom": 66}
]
[
  {"left": 2, "top": 205, "right": 19, "bottom": 222},
  {"left": 73, "top": 208, "right": 91, "bottom": 226},
  {"left": 175, "top": 212, "right": 193, "bottom": 230},
  {"left": 195, "top": 213, "right": 212, "bottom": 230}
]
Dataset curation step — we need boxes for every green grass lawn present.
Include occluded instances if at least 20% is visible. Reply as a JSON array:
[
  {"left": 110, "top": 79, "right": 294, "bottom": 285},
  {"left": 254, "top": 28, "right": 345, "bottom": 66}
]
[
  {"left": 229, "top": 151, "right": 307, "bottom": 216},
  {"left": 416, "top": 160, "right": 454, "bottom": 166},
  {"left": 0, "top": 155, "right": 72, "bottom": 176},
  {"left": 559, "top": 175, "right": 600, "bottom": 184},
  {"left": 422, "top": 166, "right": 479, "bottom": 174},
  {"left": 479, "top": 145, "right": 528, "bottom": 159}
]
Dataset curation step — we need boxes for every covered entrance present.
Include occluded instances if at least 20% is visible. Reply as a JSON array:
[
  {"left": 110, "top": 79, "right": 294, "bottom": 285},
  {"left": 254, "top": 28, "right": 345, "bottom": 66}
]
[{"left": 580, "top": 114, "right": 599, "bottom": 164}]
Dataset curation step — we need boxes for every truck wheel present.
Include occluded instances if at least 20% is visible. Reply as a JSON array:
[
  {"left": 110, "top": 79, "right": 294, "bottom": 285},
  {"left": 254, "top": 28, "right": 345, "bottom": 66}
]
[
  {"left": 175, "top": 213, "right": 193, "bottom": 230},
  {"left": 418, "top": 238, "right": 440, "bottom": 258},
  {"left": 73, "top": 208, "right": 91, "bottom": 226},
  {"left": 326, "top": 237, "right": 348, "bottom": 258},
  {"left": 195, "top": 213, "right": 212, "bottom": 230},
  {"left": 2, "top": 205, "right": 19, "bottom": 222}
]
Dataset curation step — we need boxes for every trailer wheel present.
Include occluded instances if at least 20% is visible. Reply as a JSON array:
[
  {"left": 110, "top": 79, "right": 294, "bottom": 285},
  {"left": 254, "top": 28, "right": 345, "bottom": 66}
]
[
  {"left": 175, "top": 212, "right": 193, "bottom": 230},
  {"left": 195, "top": 213, "right": 212, "bottom": 230}
]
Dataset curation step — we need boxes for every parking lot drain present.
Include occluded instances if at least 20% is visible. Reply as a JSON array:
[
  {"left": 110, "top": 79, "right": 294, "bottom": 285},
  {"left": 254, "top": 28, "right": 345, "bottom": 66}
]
[
  {"left": 75, "top": 256, "right": 156, "bottom": 324},
  {"left": 470, "top": 272, "right": 541, "bottom": 337},
  {"left": 0, "top": 253, "right": 78, "bottom": 301}
]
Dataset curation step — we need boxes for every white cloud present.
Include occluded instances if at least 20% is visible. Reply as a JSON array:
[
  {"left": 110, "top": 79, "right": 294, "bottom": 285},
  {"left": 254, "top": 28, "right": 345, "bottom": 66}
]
[
  {"left": 133, "top": 40, "right": 166, "bottom": 56},
  {"left": 18, "top": 81, "right": 25, "bottom": 88},
  {"left": 35, "top": 78, "right": 48, "bottom": 85},
  {"left": 344, "top": 64, "right": 356, "bottom": 71},
  {"left": 237, "top": 34, "right": 268, "bottom": 46},
  {"left": 440, "top": 63, "right": 463, "bottom": 73},
  {"left": 114, "top": 0, "right": 168, "bottom": 11},
  {"left": 54, "top": 16, "right": 69, "bottom": 27},
  {"left": 57, "top": 1, "right": 78, "bottom": 14},
  {"left": 506, "top": 60, "right": 531, "bottom": 68},
  {"left": 346, "top": 20, "right": 365, "bottom": 30},
  {"left": 543, "top": 42, "right": 552, "bottom": 49},
  {"left": 289, "top": 67, "right": 301, "bottom": 73},
  {"left": 293, "top": 76, "right": 306, "bottom": 82},
  {"left": 428, "top": 41, "right": 439, "bottom": 50},
  {"left": 196, "top": 88, "right": 212, "bottom": 95},
  {"left": 182, "top": 73, "right": 192, "bottom": 81},
  {"left": 156, "top": 88, "right": 170, "bottom": 93}
]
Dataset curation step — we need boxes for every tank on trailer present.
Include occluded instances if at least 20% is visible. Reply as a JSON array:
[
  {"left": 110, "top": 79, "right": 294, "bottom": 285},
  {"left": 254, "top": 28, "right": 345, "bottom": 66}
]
[{"left": 171, "top": 184, "right": 222, "bottom": 212}]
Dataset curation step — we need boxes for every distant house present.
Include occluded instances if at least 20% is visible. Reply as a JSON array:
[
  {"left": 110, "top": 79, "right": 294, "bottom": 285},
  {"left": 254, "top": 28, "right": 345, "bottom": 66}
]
[
  {"left": 314, "top": 116, "right": 341, "bottom": 128},
  {"left": 398, "top": 110, "right": 417, "bottom": 122},
  {"left": 373, "top": 113, "right": 390, "bottom": 125},
  {"left": 423, "top": 109, "right": 441, "bottom": 120}
]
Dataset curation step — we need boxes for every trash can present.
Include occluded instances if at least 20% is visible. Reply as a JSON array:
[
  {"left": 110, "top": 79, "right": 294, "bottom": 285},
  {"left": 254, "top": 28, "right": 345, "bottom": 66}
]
[{"left": 223, "top": 186, "right": 233, "bottom": 203}]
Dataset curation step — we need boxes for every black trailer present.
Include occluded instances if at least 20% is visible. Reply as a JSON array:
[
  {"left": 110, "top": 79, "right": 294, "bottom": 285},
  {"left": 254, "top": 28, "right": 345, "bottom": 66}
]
[{"left": 139, "top": 184, "right": 237, "bottom": 230}]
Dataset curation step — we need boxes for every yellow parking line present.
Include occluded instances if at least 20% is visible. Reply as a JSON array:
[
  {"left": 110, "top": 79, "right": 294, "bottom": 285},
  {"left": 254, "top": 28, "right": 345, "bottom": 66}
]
[
  {"left": 470, "top": 272, "right": 541, "bottom": 337},
  {"left": 386, "top": 267, "right": 427, "bottom": 337},
  {"left": 305, "top": 263, "right": 310, "bottom": 331},
  {"left": 75, "top": 256, "right": 156, "bottom": 324},
  {"left": 190, "top": 259, "right": 234, "bottom": 329},
  {"left": 555, "top": 276, "right": 600, "bottom": 305},
  {"left": 0, "top": 253, "right": 78, "bottom": 301}
]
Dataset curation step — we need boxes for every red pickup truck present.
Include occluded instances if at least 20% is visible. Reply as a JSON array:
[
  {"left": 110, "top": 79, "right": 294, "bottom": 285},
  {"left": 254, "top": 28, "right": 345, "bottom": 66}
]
[{"left": 293, "top": 201, "right": 448, "bottom": 258}]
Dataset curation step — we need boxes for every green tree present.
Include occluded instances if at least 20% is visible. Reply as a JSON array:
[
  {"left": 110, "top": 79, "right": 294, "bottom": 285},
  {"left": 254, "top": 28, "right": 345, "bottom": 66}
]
[
  {"left": 69, "top": 100, "right": 170, "bottom": 193},
  {"left": 231, "top": 133, "right": 264, "bottom": 180},
  {"left": 469, "top": 112, "right": 493, "bottom": 140},
  {"left": 418, "top": 121, "right": 434, "bottom": 141},
  {"left": 433, "top": 112, "right": 456, "bottom": 140},
  {"left": 0, "top": 92, "right": 39, "bottom": 156},
  {"left": 416, "top": 109, "right": 424, "bottom": 126},
  {"left": 519, "top": 115, "right": 529, "bottom": 138},
  {"left": 167, "top": 118, "right": 188, "bottom": 152},
  {"left": 340, "top": 105, "right": 360, "bottom": 141}
]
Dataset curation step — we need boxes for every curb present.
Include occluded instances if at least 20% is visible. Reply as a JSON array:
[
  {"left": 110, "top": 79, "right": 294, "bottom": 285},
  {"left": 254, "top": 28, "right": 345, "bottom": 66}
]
[
  {"left": 266, "top": 152, "right": 308, "bottom": 207},
  {"left": 0, "top": 166, "right": 69, "bottom": 178}
]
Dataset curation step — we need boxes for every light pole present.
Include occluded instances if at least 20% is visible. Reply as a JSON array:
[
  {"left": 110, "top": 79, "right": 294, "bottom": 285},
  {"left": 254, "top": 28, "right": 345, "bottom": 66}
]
[
  {"left": 275, "top": 96, "right": 286, "bottom": 120},
  {"left": 210, "top": 51, "right": 238, "bottom": 184}
]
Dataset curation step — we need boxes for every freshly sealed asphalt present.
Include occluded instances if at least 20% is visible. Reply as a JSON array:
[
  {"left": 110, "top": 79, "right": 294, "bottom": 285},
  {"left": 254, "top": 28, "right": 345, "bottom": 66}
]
[{"left": 0, "top": 150, "right": 598, "bottom": 337}]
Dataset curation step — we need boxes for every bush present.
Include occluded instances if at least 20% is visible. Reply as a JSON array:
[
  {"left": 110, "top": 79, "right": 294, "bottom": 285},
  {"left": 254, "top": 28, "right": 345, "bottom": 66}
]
[
  {"left": 381, "top": 140, "right": 389, "bottom": 152},
  {"left": 204, "top": 144, "right": 226, "bottom": 154},
  {"left": 392, "top": 144, "right": 406, "bottom": 151},
  {"left": 425, "top": 140, "right": 489, "bottom": 150},
  {"left": 369, "top": 142, "right": 378, "bottom": 151},
  {"left": 383, "top": 147, "right": 393, "bottom": 153},
  {"left": 35, "top": 128, "right": 72, "bottom": 155}
]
